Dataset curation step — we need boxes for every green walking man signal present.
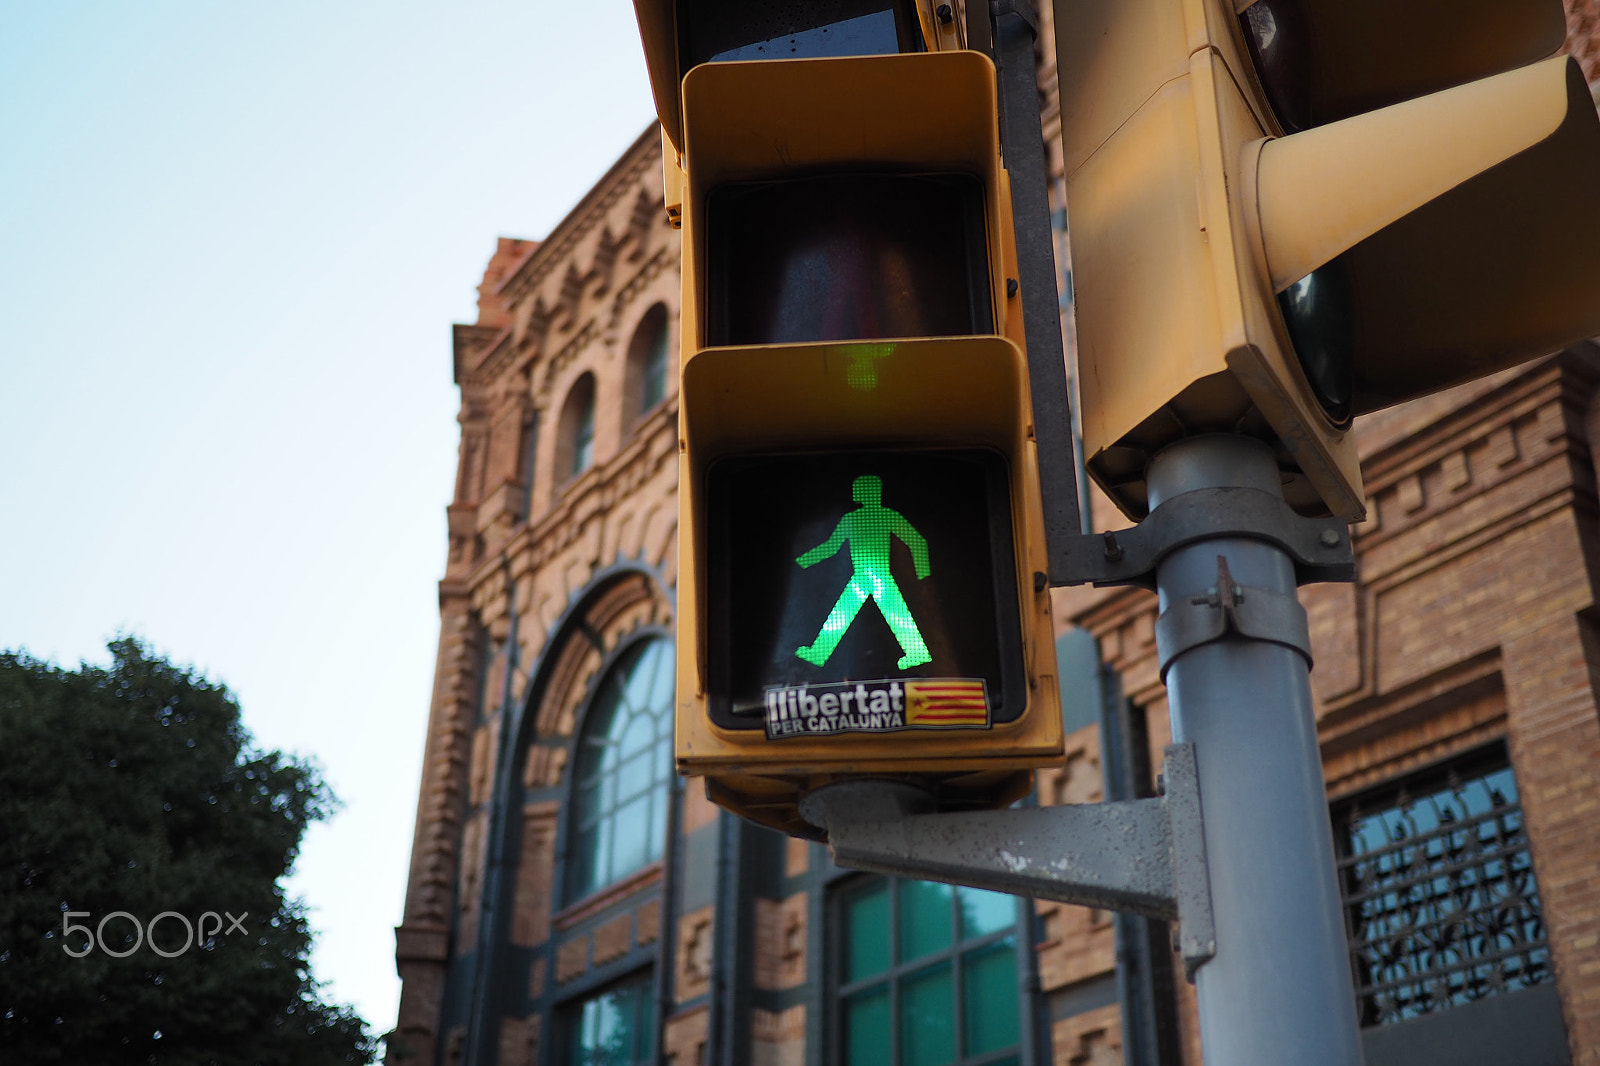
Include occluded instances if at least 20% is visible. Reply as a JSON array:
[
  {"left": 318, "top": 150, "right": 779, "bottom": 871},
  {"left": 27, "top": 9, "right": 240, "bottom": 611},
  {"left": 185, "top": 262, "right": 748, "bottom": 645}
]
[{"left": 795, "top": 474, "right": 933, "bottom": 670}]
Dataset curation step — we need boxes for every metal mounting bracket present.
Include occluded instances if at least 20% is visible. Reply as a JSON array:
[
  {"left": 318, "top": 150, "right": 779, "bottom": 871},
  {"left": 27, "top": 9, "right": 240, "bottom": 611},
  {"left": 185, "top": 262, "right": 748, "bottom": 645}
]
[
  {"left": 802, "top": 744, "right": 1218, "bottom": 981},
  {"left": 1155, "top": 555, "right": 1314, "bottom": 680},
  {"left": 1057, "top": 486, "right": 1355, "bottom": 589}
]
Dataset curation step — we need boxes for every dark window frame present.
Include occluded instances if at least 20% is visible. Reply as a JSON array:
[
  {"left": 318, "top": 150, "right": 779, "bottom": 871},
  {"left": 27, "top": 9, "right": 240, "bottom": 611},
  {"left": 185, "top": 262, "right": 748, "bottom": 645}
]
[
  {"left": 829, "top": 874, "right": 1024, "bottom": 1066},
  {"left": 561, "top": 634, "right": 676, "bottom": 907},
  {"left": 556, "top": 967, "right": 658, "bottom": 1066}
]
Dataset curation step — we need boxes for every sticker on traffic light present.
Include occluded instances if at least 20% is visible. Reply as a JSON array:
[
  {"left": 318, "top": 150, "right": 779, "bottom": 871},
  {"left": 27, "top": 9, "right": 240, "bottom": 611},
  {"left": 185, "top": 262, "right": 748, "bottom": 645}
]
[{"left": 706, "top": 449, "right": 1026, "bottom": 735}]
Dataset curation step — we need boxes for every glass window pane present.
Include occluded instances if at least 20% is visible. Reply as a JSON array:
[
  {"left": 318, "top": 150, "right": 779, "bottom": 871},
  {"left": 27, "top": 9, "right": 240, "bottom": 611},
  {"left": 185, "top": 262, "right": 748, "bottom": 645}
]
[
  {"left": 619, "top": 714, "right": 655, "bottom": 758},
  {"left": 845, "top": 883, "right": 891, "bottom": 981},
  {"left": 962, "top": 938, "right": 1019, "bottom": 1056},
  {"left": 646, "top": 644, "right": 674, "bottom": 711},
  {"left": 565, "top": 974, "right": 655, "bottom": 1066},
  {"left": 899, "top": 962, "right": 956, "bottom": 1066},
  {"left": 845, "top": 986, "right": 891, "bottom": 1066},
  {"left": 568, "top": 812, "right": 602, "bottom": 899},
  {"left": 567, "top": 638, "right": 674, "bottom": 901},
  {"left": 617, "top": 750, "right": 654, "bottom": 801},
  {"left": 610, "top": 794, "right": 652, "bottom": 875},
  {"left": 898, "top": 880, "right": 953, "bottom": 962},
  {"left": 593, "top": 993, "right": 626, "bottom": 1063},
  {"left": 957, "top": 886, "right": 1015, "bottom": 939},
  {"left": 647, "top": 782, "right": 668, "bottom": 860}
]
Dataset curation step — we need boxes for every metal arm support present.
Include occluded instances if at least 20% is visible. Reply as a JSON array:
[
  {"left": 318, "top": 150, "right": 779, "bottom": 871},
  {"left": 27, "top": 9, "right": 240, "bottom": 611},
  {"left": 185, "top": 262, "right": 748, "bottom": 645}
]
[{"left": 802, "top": 744, "right": 1217, "bottom": 980}]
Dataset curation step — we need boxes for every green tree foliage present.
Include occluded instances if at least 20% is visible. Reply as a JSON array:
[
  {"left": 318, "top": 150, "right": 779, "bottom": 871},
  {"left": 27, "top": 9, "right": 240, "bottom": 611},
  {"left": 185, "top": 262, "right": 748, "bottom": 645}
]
[{"left": 0, "top": 639, "right": 376, "bottom": 1065}]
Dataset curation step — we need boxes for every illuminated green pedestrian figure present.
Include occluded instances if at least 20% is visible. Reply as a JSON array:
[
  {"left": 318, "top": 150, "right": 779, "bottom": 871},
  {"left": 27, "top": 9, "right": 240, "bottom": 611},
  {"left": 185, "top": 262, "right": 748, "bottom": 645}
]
[{"left": 795, "top": 474, "right": 933, "bottom": 670}]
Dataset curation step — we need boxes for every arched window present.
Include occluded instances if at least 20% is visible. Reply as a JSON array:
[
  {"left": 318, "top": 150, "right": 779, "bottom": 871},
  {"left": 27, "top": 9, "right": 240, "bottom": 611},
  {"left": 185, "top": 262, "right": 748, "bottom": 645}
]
[
  {"left": 565, "top": 637, "right": 674, "bottom": 902},
  {"left": 556, "top": 373, "right": 598, "bottom": 482},
  {"left": 625, "top": 304, "right": 671, "bottom": 422}
]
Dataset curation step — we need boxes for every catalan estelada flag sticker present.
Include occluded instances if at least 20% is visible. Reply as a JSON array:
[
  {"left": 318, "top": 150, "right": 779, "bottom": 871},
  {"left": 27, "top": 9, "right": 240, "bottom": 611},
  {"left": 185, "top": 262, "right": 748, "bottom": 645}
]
[
  {"left": 760, "top": 678, "right": 991, "bottom": 739},
  {"left": 904, "top": 679, "right": 990, "bottom": 727}
]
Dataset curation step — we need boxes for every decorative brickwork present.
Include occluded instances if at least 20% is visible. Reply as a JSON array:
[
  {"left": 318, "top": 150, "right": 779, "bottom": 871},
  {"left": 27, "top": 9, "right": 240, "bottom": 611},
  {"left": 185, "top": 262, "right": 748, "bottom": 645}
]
[
  {"left": 511, "top": 801, "right": 560, "bottom": 947},
  {"left": 592, "top": 911, "right": 634, "bottom": 966},
  {"left": 784, "top": 836, "right": 809, "bottom": 879},
  {"left": 676, "top": 905, "right": 714, "bottom": 1003},
  {"left": 750, "top": 1005, "right": 806, "bottom": 1066},
  {"left": 555, "top": 934, "right": 590, "bottom": 985},
  {"left": 1051, "top": 1004, "right": 1122, "bottom": 1066},
  {"left": 637, "top": 897, "right": 662, "bottom": 946},
  {"left": 754, "top": 893, "right": 807, "bottom": 991},
  {"left": 663, "top": 1005, "right": 710, "bottom": 1066},
  {"left": 497, "top": 1014, "right": 540, "bottom": 1066}
]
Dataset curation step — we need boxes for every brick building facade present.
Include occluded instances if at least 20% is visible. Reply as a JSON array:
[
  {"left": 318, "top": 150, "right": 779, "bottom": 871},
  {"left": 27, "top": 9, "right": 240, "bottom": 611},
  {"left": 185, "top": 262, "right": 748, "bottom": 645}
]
[{"left": 390, "top": 9, "right": 1600, "bottom": 1065}]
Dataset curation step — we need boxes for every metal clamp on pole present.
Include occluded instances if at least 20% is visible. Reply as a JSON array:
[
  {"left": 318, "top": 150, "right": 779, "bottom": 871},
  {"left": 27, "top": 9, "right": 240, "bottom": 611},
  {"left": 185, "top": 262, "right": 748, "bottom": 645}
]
[
  {"left": 1155, "top": 555, "right": 1314, "bottom": 681},
  {"left": 1059, "top": 486, "right": 1356, "bottom": 589},
  {"left": 801, "top": 744, "right": 1217, "bottom": 981}
]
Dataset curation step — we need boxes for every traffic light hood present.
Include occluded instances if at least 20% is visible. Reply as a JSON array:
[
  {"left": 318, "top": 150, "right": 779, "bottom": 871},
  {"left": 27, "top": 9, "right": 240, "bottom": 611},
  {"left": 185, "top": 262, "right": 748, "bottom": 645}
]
[
  {"left": 1248, "top": 56, "right": 1600, "bottom": 415},
  {"left": 1056, "top": 0, "right": 1600, "bottom": 521}
]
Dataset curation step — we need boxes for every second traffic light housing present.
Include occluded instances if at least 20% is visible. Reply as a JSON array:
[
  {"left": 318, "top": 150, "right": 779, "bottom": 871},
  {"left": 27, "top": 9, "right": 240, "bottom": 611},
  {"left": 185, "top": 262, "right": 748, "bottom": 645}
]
[{"left": 1055, "top": 0, "right": 1600, "bottom": 521}]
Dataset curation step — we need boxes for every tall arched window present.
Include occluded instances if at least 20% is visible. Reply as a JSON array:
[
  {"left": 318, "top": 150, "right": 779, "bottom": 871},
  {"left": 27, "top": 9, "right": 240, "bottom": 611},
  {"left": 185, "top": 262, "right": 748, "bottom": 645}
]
[
  {"left": 556, "top": 373, "right": 598, "bottom": 482},
  {"left": 565, "top": 636, "right": 674, "bottom": 902},
  {"left": 624, "top": 304, "right": 670, "bottom": 425}
]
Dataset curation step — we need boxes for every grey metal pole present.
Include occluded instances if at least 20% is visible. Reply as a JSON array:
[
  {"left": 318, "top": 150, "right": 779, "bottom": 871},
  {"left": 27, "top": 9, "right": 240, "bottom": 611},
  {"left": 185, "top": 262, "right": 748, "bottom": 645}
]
[{"left": 1147, "top": 435, "right": 1364, "bottom": 1066}]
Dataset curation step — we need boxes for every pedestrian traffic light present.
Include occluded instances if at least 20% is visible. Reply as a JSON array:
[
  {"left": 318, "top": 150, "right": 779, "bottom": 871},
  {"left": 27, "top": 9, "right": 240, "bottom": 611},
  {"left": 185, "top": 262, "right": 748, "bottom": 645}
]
[
  {"left": 1055, "top": 0, "right": 1600, "bottom": 520},
  {"left": 630, "top": 1, "right": 1063, "bottom": 836}
]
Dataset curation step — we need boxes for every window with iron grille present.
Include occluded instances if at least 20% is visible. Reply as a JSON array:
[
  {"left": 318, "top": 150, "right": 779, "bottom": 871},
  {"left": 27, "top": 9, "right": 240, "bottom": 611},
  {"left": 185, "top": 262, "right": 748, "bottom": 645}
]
[{"left": 1333, "top": 743, "right": 1552, "bottom": 1027}]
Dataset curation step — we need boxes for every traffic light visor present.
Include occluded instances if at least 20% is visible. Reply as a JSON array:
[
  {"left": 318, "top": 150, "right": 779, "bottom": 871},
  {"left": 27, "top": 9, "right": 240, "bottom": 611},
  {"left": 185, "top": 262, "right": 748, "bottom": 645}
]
[
  {"left": 706, "top": 172, "right": 993, "bottom": 345},
  {"left": 681, "top": 50, "right": 1006, "bottom": 350},
  {"left": 1250, "top": 56, "right": 1600, "bottom": 414}
]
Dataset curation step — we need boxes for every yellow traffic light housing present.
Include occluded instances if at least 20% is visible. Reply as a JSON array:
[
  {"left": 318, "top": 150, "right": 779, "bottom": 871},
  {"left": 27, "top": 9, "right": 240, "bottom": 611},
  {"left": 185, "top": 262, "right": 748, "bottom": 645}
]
[
  {"left": 1056, "top": 0, "right": 1600, "bottom": 520},
  {"left": 630, "top": 3, "right": 1063, "bottom": 836}
]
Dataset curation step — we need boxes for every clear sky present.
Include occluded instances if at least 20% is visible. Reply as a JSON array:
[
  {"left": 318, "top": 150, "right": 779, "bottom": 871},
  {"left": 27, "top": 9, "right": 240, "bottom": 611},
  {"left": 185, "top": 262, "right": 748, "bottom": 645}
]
[{"left": 0, "top": 0, "right": 655, "bottom": 1037}]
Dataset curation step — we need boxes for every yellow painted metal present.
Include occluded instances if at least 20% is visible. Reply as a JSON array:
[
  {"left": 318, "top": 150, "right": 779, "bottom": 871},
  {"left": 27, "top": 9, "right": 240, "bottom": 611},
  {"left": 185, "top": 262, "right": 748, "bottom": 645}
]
[
  {"left": 663, "top": 47, "right": 1061, "bottom": 810},
  {"left": 673, "top": 337, "right": 1062, "bottom": 778},
  {"left": 632, "top": 0, "right": 683, "bottom": 153},
  {"left": 678, "top": 50, "right": 1013, "bottom": 349},
  {"left": 1251, "top": 57, "right": 1575, "bottom": 291},
  {"left": 1055, "top": 0, "right": 1597, "bottom": 521},
  {"left": 1253, "top": 57, "right": 1600, "bottom": 412},
  {"left": 625, "top": 8, "right": 1063, "bottom": 818},
  {"left": 660, "top": 127, "right": 684, "bottom": 229},
  {"left": 633, "top": 0, "right": 970, "bottom": 154},
  {"left": 915, "top": 0, "right": 966, "bottom": 51}
]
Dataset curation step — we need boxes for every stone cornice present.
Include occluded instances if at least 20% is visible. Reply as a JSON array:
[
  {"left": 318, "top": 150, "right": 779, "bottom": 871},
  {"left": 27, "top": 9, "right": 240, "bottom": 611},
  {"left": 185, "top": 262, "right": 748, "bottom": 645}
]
[
  {"left": 453, "top": 323, "right": 509, "bottom": 385},
  {"left": 496, "top": 126, "right": 660, "bottom": 309}
]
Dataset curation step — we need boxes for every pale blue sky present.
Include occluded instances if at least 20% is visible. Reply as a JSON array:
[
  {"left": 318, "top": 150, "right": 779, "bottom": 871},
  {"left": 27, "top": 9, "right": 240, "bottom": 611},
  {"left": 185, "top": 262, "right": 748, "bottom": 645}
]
[{"left": 0, "top": 0, "right": 655, "bottom": 1036}]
